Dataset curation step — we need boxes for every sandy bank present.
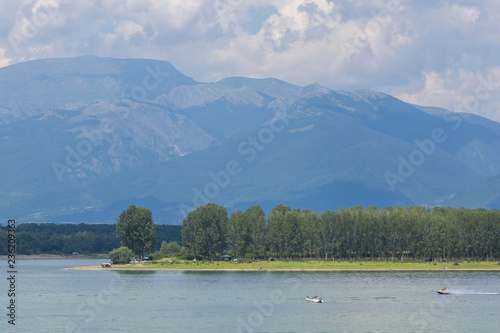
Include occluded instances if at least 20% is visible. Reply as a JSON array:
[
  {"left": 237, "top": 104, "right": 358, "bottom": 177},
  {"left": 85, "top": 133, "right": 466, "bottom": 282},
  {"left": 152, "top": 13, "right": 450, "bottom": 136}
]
[{"left": 63, "top": 264, "right": 500, "bottom": 272}]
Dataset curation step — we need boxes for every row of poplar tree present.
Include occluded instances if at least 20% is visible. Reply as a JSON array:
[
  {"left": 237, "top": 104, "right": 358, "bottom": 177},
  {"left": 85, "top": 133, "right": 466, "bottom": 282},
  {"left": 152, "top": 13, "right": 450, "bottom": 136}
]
[{"left": 181, "top": 203, "right": 500, "bottom": 261}]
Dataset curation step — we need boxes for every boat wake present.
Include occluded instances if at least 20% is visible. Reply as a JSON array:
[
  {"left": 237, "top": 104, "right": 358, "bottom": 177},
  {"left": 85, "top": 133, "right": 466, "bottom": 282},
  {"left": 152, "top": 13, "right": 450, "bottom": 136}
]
[{"left": 445, "top": 289, "right": 500, "bottom": 295}]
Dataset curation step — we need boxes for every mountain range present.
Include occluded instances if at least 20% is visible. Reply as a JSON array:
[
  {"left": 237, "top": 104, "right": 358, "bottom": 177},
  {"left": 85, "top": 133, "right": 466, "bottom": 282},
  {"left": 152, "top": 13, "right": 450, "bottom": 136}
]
[{"left": 1, "top": 55, "right": 500, "bottom": 224}]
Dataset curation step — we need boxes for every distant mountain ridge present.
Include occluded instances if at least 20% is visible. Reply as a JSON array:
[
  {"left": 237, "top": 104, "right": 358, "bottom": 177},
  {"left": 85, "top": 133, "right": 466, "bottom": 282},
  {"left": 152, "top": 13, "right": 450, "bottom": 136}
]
[{"left": 1, "top": 56, "right": 500, "bottom": 224}]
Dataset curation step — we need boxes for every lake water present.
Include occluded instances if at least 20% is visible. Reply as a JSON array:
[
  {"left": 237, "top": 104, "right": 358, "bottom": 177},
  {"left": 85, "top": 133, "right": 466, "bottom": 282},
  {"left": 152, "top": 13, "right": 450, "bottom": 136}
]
[{"left": 1, "top": 259, "right": 499, "bottom": 332}]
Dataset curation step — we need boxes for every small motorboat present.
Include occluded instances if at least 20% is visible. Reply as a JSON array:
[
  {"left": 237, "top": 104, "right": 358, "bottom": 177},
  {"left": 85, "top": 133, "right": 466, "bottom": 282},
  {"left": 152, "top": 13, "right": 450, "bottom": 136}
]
[
  {"left": 437, "top": 288, "right": 450, "bottom": 295},
  {"left": 306, "top": 296, "right": 324, "bottom": 303}
]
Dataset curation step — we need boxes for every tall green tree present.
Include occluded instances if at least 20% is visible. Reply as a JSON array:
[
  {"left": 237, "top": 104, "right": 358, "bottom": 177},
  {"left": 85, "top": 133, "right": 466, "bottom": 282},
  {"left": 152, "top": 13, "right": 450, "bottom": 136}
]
[
  {"left": 267, "top": 204, "right": 291, "bottom": 259},
  {"left": 285, "top": 209, "right": 303, "bottom": 259},
  {"left": 245, "top": 205, "right": 267, "bottom": 260},
  {"left": 228, "top": 210, "right": 250, "bottom": 258},
  {"left": 319, "top": 210, "right": 334, "bottom": 260},
  {"left": 181, "top": 203, "right": 228, "bottom": 260},
  {"left": 116, "top": 205, "right": 157, "bottom": 259},
  {"left": 301, "top": 210, "right": 320, "bottom": 259}
]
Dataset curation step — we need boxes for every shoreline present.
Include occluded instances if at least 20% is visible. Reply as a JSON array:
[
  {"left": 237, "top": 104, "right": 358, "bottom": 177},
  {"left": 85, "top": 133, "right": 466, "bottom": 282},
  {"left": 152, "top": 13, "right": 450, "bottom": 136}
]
[{"left": 63, "top": 261, "right": 500, "bottom": 271}]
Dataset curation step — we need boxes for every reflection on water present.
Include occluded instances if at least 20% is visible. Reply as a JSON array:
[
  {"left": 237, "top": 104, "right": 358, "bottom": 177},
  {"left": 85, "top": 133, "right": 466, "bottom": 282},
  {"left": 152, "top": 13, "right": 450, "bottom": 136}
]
[{"left": 113, "top": 270, "right": 158, "bottom": 276}]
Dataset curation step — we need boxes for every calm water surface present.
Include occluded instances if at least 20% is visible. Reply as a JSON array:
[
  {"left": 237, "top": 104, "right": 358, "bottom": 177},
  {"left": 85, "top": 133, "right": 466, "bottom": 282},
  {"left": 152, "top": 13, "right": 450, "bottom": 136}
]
[{"left": 1, "top": 259, "right": 499, "bottom": 332}]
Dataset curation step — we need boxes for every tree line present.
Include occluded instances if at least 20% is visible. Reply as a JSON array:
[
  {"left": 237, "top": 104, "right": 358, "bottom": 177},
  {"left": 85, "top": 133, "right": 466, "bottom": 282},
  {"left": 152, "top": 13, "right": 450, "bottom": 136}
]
[
  {"left": 182, "top": 203, "right": 500, "bottom": 261},
  {"left": 0, "top": 222, "right": 181, "bottom": 255}
]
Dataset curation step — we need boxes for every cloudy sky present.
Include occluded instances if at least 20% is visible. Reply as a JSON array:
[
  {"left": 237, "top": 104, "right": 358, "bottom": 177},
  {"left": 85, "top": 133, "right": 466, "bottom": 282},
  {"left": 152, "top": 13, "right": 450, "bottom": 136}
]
[{"left": 1, "top": 0, "right": 500, "bottom": 121}]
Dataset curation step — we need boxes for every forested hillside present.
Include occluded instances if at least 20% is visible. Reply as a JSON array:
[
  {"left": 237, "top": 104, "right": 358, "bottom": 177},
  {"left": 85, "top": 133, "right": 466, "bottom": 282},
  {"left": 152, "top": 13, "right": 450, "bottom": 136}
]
[{"left": 0, "top": 223, "right": 181, "bottom": 255}]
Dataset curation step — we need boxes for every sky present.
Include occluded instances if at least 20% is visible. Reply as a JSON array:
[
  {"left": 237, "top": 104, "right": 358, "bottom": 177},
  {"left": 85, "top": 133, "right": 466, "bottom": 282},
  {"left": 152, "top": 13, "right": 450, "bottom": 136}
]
[{"left": 1, "top": 0, "right": 500, "bottom": 121}]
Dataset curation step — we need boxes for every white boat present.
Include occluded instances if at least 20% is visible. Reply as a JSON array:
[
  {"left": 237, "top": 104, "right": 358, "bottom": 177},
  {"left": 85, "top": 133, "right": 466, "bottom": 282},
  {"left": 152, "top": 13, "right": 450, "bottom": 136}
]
[{"left": 306, "top": 296, "right": 324, "bottom": 303}]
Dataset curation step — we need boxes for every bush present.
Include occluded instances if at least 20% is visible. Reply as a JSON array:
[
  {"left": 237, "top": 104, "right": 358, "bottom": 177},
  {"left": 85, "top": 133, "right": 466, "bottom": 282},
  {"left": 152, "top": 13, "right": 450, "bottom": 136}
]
[
  {"left": 174, "top": 250, "right": 192, "bottom": 260},
  {"left": 162, "top": 241, "right": 182, "bottom": 255},
  {"left": 109, "top": 247, "right": 133, "bottom": 264},
  {"left": 151, "top": 250, "right": 166, "bottom": 260},
  {"left": 152, "top": 241, "right": 183, "bottom": 260}
]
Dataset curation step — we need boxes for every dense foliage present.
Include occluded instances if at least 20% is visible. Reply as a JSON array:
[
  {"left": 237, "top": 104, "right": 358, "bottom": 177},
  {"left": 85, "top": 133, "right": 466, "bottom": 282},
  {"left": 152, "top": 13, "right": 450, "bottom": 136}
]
[
  {"left": 0, "top": 223, "right": 181, "bottom": 255},
  {"left": 182, "top": 203, "right": 229, "bottom": 260},
  {"left": 228, "top": 205, "right": 267, "bottom": 260},
  {"left": 182, "top": 204, "right": 500, "bottom": 261},
  {"left": 151, "top": 241, "right": 183, "bottom": 260},
  {"left": 116, "top": 205, "right": 157, "bottom": 259},
  {"left": 109, "top": 246, "right": 134, "bottom": 264}
]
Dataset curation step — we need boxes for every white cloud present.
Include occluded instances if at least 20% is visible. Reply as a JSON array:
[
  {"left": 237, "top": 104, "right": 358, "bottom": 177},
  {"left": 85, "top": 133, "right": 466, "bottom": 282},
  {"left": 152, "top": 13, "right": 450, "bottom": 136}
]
[
  {"left": 96, "top": 0, "right": 203, "bottom": 31},
  {"left": 1, "top": 0, "right": 500, "bottom": 121},
  {"left": 394, "top": 71, "right": 463, "bottom": 111},
  {"left": 0, "top": 47, "right": 12, "bottom": 67},
  {"left": 115, "top": 21, "right": 145, "bottom": 41},
  {"left": 393, "top": 67, "right": 500, "bottom": 121},
  {"left": 450, "top": 4, "right": 481, "bottom": 25}
]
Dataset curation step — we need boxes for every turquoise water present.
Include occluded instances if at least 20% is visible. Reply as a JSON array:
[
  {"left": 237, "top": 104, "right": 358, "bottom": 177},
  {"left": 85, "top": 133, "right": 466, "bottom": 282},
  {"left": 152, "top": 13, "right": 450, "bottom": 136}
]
[{"left": 1, "top": 259, "right": 499, "bottom": 332}]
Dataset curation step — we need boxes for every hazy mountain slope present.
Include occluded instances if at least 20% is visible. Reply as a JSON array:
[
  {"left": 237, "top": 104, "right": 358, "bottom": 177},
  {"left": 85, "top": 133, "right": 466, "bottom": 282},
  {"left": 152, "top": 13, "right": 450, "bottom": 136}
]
[
  {"left": 1, "top": 56, "right": 500, "bottom": 224},
  {"left": 0, "top": 55, "right": 196, "bottom": 123},
  {"left": 45, "top": 85, "right": 492, "bottom": 223},
  {"left": 413, "top": 105, "right": 500, "bottom": 176},
  {"left": 153, "top": 83, "right": 276, "bottom": 140}
]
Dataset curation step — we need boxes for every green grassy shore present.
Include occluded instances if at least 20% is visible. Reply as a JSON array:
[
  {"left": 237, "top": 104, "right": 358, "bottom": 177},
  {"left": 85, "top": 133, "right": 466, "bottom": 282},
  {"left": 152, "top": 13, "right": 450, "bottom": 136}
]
[{"left": 65, "top": 259, "right": 500, "bottom": 271}]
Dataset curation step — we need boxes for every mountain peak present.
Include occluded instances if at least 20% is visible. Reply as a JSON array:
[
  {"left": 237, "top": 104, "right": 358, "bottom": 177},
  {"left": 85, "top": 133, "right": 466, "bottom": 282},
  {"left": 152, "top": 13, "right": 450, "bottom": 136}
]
[
  {"left": 0, "top": 56, "right": 197, "bottom": 120},
  {"left": 217, "top": 76, "right": 300, "bottom": 98},
  {"left": 301, "top": 82, "right": 330, "bottom": 94}
]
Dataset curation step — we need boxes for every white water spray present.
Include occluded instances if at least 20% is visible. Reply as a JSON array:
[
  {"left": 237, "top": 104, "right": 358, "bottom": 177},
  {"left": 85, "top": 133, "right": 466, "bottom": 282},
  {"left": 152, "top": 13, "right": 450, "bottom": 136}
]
[{"left": 445, "top": 289, "right": 499, "bottom": 295}]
